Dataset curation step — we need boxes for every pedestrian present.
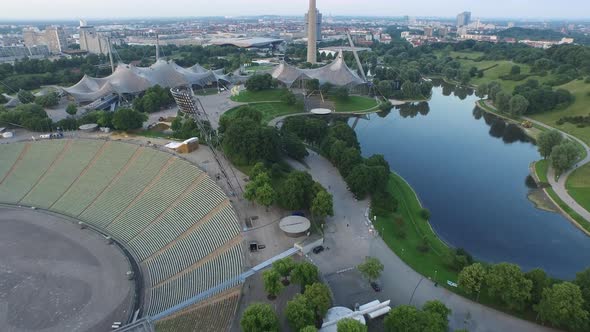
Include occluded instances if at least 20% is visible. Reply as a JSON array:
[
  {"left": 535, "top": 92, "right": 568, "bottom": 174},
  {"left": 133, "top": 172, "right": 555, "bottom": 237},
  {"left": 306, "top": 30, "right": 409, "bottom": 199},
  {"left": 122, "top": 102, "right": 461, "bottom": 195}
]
[{"left": 347, "top": 223, "right": 349, "bottom": 227}]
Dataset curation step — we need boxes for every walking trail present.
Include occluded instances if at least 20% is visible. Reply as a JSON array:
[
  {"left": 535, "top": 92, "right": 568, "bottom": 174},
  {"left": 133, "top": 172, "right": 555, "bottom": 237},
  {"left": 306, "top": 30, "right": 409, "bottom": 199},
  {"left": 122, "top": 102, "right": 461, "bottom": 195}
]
[{"left": 523, "top": 116, "right": 590, "bottom": 223}]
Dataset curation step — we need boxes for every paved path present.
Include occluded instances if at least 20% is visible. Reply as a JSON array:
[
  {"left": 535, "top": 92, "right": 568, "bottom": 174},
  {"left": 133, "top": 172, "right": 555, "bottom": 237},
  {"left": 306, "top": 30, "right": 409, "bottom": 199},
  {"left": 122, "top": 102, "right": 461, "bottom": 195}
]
[
  {"left": 523, "top": 116, "right": 590, "bottom": 223},
  {"left": 290, "top": 150, "right": 557, "bottom": 332}
]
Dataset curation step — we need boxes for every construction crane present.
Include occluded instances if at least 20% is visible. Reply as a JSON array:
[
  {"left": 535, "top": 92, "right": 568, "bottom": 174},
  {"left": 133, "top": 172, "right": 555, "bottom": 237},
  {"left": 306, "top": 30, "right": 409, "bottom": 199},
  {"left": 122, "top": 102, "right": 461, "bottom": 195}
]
[{"left": 346, "top": 31, "right": 368, "bottom": 82}]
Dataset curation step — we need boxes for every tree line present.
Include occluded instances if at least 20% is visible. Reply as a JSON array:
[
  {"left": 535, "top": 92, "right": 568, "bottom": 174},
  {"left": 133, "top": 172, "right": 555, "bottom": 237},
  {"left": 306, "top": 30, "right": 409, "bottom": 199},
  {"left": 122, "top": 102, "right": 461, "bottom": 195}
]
[
  {"left": 218, "top": 107, "right": 333, "bottom": 217},
  {"left": 458, "top": 262, "right": 590, "bottom": 331}
]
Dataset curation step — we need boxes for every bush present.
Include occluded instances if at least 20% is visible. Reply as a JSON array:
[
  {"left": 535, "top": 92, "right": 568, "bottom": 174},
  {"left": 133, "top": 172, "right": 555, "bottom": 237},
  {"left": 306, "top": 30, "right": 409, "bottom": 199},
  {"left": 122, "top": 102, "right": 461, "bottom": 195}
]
[
  {"left": 420, "top": 208, "right": 431, "bottom": 220},
  {"left": 417, "top": 236, "right": 430, "bottom": 253}
]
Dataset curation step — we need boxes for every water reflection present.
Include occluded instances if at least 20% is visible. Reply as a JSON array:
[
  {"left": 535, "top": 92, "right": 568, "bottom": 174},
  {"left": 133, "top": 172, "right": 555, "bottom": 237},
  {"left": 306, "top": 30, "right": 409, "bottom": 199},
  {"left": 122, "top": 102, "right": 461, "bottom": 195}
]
[
  {"left": 396, "top": 102, "right": 430, "bottom": 118},
  {"left": 354, "top": 85, "right": 590, "bottom": 279}
]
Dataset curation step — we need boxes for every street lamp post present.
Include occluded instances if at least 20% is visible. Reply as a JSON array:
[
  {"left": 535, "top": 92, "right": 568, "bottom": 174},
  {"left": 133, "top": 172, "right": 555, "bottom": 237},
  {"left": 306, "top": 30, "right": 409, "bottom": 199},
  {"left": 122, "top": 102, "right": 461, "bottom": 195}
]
[{"left": 434, "top": 270, "right": 438, "bottom": 287}]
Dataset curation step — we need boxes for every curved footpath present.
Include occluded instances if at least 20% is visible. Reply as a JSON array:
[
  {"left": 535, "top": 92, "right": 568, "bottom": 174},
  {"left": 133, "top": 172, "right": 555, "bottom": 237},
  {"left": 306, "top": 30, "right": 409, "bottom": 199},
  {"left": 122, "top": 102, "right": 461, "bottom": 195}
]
[
  {"left": 288, "top": 150, "right": 557, "bottom": 332},
  {"left": 522, "top": 116, "right": 590, "bottom": 223}
]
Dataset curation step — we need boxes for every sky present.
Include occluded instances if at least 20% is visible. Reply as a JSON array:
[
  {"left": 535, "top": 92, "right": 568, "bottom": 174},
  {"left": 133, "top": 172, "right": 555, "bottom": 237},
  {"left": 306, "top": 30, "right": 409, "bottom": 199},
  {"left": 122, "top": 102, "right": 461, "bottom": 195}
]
[{"left": 0, "top": 0, "right": 588, "bottom": 21}]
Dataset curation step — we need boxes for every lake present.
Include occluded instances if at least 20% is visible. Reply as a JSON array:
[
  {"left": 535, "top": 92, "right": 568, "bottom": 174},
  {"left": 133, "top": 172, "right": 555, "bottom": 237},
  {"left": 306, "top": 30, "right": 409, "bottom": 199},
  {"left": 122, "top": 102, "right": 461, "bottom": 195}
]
[{"left": 351, "top": 82, "right": 590, "bottom": 279}]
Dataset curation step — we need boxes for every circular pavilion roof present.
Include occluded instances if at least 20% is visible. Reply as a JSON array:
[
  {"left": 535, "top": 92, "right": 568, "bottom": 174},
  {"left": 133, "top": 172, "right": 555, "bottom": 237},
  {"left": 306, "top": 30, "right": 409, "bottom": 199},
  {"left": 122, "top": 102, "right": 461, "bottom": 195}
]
[
  {"left": 279, "top": 216, "right": 311, "bottom": 235},
  {"left": 310, "top": 108, "right": 333, "bottom": 115}
]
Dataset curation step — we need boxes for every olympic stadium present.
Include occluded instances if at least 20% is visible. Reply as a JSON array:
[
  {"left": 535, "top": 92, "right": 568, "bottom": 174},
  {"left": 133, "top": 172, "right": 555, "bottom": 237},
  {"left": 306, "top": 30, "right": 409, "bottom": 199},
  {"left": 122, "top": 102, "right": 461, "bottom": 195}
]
[{"left": 0, "top": 139, "right": 246, "bottom": 332}]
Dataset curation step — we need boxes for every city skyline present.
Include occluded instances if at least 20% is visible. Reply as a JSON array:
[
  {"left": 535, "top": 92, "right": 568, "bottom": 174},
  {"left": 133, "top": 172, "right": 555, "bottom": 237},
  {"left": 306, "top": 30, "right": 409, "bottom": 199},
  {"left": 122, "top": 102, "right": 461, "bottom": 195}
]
[{"left": 0, "top": 0, "right": 589, "bottom": 21}]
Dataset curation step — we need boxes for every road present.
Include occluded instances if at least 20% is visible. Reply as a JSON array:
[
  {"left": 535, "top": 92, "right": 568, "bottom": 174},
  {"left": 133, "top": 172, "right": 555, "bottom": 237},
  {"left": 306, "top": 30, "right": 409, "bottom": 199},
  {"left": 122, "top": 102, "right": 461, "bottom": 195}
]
[
  {"left": 290, "top": 150, "right": 558, "bottom": 332},
  {"left": 523, "top": 116, "right": 590, "bottom": 224}
]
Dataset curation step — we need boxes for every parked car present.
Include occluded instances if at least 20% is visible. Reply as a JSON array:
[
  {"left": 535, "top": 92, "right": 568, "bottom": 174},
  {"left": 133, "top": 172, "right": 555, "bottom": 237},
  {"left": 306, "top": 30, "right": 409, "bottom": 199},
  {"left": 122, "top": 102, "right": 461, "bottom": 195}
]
[
  {"left": 312, "top": 245, "right": 325, "bottom": 254},
  {"left": 370, "top": 282, "right": 381, "bottom": 292}
]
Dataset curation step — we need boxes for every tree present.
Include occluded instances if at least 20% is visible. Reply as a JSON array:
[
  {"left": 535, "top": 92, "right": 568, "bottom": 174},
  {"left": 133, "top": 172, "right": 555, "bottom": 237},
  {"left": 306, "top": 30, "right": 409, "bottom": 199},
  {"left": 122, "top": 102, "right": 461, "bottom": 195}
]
[
  {"left": 551, "top": 141, "right": 580, "bottom": 176},
  {"left": 345, "top": 164, "right": 372, "bottom": 199},
  {"left": 357, "top": 257, "right": 384, "bottom": 282},
  {"left": 291, "top": 261, "right": 320, "bottom": 291},
  {"left": 337, "top": 318, "right": 367, "bottom": 332},
  {"left": 273, "top": 257, "right": 295, "bottom": 285},
  {"left": 245, "top": 74, "right": 275, "bottom": 91},
  {"left": 300, "top": 326, "right": 318, "bottom": 332},
  {"left": 485, "top": 263, "right": 532, "bottom": 311},
  {"left": 525, "top": 268, "right": 550, "bottom": 305},
  {"left": 458, "top": 263, "right": 487, "bottom": 300},
  {"left": 285, "top": 294, "right": 316, "bottom": 332},
  {"left": 535, "top": 282, "right": 589, "bottom": 332},
  {"left": 423, "top": 300, "right": 452, "bottom": 332},
  {"left": 494, "top": 91, "right": 511, "bottom": 113},
  {"left": 384, "top": 306, "right": 422, "bottom": 332},
  {"left": 262, "top": 268, "right": 283, "bottom": 299},
  {"left": 282, "top": 132, "right": 309, "bottom": 161},
  {"left": 35, "top": 92, "right": 59, "bottom": 108},
  {"left": 575, "top": 268, "right": 590, "bottom": 312},
  {"left": 304, "top": 282, "right": 332, "bottom": 320},
  {"left": 311, "top": 189, "right": 334, "bottom": 221},
  {"left": 277, "top": 171, "right": 315, "bottom": 210},
  {"left": 244, "top": 172, "right": 276, "bottom": 208},
  {"left": 240, "top": 303, "right": 280, "bottom": 332},
  {"left": 509, "top": 94, "right": 529, "bottom": 116},
  {"left": 66, "top": 103, "right": 78, "bottom": 116},
  {"left": 256, "top": 183, "right": 276, "bottom": 208},
  {"left": 17, "top": 89, "right": 35, "bottom": 104},
  {"left": 112, "top": 108, "right": 147, "bottom": 131},
  {"left": 537, "top": 130, "right": 563, "bottom": 159}
]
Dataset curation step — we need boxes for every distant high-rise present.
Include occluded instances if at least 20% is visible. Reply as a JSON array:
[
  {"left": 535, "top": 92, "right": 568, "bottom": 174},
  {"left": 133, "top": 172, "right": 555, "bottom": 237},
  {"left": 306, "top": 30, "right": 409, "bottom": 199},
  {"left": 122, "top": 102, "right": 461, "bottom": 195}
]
[
  {"left": 304, "top": 9, "right": 322, "bottom": 41},
  {"left": 23, "top": 26, "right": 67, "bottom": 54},
  {"left": 306, "top": 0, "right": 318, "bottom": 64},
  {"left": 456, "top": 11, "right": 471, "bottom": 27},
  {"left": 79, "top": 20, "right": 110, "bottom": 55}
]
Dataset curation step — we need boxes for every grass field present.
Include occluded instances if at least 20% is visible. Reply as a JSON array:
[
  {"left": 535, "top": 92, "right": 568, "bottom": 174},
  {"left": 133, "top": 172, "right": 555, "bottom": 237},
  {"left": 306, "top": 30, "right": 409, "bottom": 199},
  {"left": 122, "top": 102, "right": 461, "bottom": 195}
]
[
  {"left": 567, "top": 163, "right": 590, "bottom": 213},
  {"left": 224, "top": 102, "right": 304, "bottom": 124},
  {"left": 440, "top": 51, "right": 552, "bottom": 93},
  {"left": 230, "top": 89, "right": 285, "bottom": 103},
  {"left": 373, "top": 173, "right": 458, "bottom": 287},
  {"left": 333, "top": 96, "right": 380, "bottom": 113},
  {"left": 530, "top": 79, "right": 590, "bottom": 145},
  {"left": 194, "top": 87, "right": 220, "bottom": 96}
]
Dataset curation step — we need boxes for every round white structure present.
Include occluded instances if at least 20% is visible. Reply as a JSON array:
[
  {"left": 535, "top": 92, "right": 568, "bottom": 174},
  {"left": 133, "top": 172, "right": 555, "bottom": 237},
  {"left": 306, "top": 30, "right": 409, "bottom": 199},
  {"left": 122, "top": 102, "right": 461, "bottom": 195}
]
[
  {"left": 279, "top": 216, "right": 311, "bottom": 238},
  {"left": 79, "top": 123, "right": 98, "bottom": 132},
  {"left": 310, "top": 108, "right": 332, "bottom": 115},
  {"left": 320, "top": 306, "right": 366, "bottom": 332}
]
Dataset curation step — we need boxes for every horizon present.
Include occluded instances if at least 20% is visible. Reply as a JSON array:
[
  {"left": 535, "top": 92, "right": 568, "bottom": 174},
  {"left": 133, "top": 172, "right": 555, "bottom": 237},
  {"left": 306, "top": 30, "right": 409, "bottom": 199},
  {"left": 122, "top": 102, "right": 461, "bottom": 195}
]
[{"left": 0, "top": 0, "right": 589, "bottom": 21}]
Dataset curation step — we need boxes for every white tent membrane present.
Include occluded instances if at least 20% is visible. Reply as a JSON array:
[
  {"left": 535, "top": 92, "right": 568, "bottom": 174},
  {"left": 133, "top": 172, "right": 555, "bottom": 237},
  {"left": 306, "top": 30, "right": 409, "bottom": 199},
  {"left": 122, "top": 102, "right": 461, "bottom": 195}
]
[
  {"left": 271, "top": 50, "right": 366, "bottom": 88},
  {"left": 62, "top": 60, "right": 230, "bottom": 103}
]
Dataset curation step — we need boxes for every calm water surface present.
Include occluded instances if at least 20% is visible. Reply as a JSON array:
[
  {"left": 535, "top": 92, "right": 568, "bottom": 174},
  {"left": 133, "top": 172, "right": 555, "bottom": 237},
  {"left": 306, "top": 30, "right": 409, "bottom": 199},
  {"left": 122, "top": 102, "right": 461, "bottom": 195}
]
[{"left": 351, "top": 83, "right": 590, "bottom": 279}]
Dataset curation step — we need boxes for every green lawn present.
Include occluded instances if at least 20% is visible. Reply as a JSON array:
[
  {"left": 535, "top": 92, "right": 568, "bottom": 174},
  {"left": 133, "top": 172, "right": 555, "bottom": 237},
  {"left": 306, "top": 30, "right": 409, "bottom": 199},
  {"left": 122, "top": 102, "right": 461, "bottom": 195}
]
[
  {"left": 535, "top": 159, "right": 549, "bottom": 183},
  {"left": 194, "top": 87, "right": 220, "bottom": 96},
  {"left": 439, "top": 51, "right": 553, "bottom": 93},
  {"left": 333, "top": 96, "right": 379, "bottom": 113},
  {"left": 224, "top": 102, "right": 304, "bottom": 125},
  {"left": 373, "top": 173, "right": 458, "bottom": 287},
  {"left": 535, "top": 159, "right": 590, "bottom": 233},
  {"left": 567, "top": 163, "right": 590, "bottom": 213},
  {"left": 530, "top": 79, "right": 590, "bottom": 146},
  {"left": 230, "top": 89, "right": 285, "bottom": 102}
]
